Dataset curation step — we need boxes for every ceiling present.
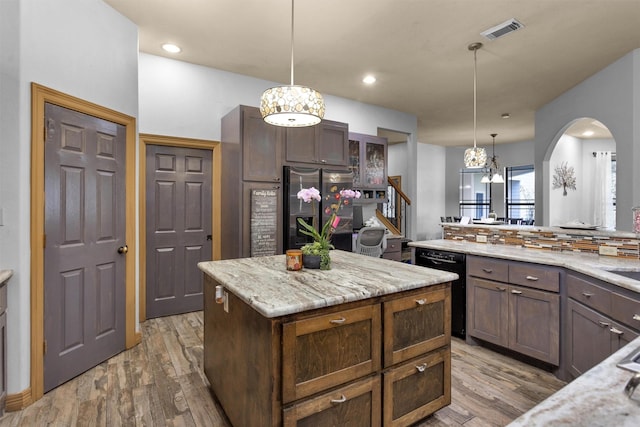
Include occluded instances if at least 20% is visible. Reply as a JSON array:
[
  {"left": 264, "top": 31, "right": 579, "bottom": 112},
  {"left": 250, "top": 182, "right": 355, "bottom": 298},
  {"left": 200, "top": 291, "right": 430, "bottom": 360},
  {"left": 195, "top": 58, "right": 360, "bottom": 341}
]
[{"left": 104, "top": 0, "right": 640, "bottom": 147}]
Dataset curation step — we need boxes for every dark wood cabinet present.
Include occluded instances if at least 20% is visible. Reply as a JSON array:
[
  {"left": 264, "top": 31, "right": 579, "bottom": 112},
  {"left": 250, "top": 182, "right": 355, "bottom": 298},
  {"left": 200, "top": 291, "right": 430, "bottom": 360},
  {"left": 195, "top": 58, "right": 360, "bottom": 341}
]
[
  {"left": 467, "top": 256, "right": 560, "bottom": 365},
  {"left": 239, "top": 106, "right": 283, "bottom": 182},
  {"left": 349, "top": 132, "right": 388, "bottom": 201},
  {"left": 285, "top": 120, "right": 349, "bottom": 166},
  {"left": 204, "top": 274, "right": 451, "bottom": 427},
  {"left": 565, "top": 273, "right": 640, "bottom": 379},
  {"left": 382, "top": 236, "right": 402, "bottom": 262}
]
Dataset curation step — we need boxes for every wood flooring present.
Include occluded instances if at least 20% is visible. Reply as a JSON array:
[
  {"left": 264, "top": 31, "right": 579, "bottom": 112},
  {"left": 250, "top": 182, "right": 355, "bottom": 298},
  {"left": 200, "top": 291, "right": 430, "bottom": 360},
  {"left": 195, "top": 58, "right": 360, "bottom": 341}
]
[{"left": 0, "top": 312, "right": 566, "bottom": 426}]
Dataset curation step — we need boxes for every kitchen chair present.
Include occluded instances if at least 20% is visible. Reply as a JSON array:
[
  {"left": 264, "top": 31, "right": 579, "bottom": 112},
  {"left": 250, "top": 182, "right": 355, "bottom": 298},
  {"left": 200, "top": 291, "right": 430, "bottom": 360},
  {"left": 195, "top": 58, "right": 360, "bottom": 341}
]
[{"left": 355, "top": 227, "right": 386, "bottom": 258}]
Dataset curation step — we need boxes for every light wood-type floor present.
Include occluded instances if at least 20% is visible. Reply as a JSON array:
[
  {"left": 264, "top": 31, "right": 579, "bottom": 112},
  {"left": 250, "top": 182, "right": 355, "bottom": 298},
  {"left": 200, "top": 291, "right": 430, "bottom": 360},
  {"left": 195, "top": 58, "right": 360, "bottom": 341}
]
[{"left": 0, "top": 312, "right": 566, "bottom": 426}]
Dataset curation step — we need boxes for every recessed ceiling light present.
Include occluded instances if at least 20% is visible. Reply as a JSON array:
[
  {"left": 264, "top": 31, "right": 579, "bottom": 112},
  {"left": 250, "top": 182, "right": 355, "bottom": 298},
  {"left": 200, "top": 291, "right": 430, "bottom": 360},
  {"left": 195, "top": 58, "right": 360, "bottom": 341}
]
[
  {"left": 162, "top": 43, "right": 181, "bottom": 53},
  {"left": 501, "top": 113, "right": 510, "bottom": 119},
  {"left": 362, "top": 75, "right": 376, "bottom": 85},
  {"left": 582, "top": 130, "right": 595, "bottom": 137}
]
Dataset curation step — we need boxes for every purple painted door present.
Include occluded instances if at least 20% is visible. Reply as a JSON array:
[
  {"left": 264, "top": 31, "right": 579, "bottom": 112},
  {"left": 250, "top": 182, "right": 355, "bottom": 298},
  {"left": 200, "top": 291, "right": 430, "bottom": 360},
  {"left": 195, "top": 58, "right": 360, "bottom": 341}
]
[
  {"left": 145, "top": 144, "right": 212, "bottom": 318},
  {"left": 44, "top": 103, "right": 126, "bottom": 392}
]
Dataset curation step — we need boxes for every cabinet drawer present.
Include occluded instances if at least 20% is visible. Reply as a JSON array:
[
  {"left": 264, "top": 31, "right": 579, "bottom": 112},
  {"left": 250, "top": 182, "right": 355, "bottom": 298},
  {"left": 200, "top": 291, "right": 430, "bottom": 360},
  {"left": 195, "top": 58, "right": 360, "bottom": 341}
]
[
  {"left": 611, "top": 292, "right": 640, "bottom": 330},
  {"left": 383, "top": 347, "right": 451, "bottom": 427},
  {"left": 385, "top": 238, "right": 401, "bottom": 253},
  {"left": 383, "top": 288, "right": 450, "bottom": 367},
  {"left": 509, "top": 263, "right": 560, "bottom": 292},
  {"left": 282, "top": 305, "right": 381, "bottom": 403},
  {"left": 382, "top": 251, "right": 402, "bottom": 262},
  {"left": 283, "top": 376, "right": 381, "bottom": 427},
  {"left": 567, "top": 274, "right": 611, "bottom": 314},
  {"left": 467, "top": 256, "right": 508, "bottom": 282}
]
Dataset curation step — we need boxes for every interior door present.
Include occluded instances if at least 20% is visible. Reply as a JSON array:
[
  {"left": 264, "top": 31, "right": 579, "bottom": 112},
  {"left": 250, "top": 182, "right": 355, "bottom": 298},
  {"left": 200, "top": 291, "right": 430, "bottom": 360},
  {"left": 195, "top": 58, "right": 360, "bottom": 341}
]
[
  {"left": 146, "top": 145, "right": 212, "bottom": 318},
  {"left": 43, "top": 103, "right": 126, "bottom": 392}
]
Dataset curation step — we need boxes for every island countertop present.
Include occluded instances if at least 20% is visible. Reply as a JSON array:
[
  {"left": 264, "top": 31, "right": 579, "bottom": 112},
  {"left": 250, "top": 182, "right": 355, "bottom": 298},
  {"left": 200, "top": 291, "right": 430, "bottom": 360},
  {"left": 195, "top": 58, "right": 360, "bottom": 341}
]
[{"left": 198, "top": 249, "right": 458, "bottom": 318}]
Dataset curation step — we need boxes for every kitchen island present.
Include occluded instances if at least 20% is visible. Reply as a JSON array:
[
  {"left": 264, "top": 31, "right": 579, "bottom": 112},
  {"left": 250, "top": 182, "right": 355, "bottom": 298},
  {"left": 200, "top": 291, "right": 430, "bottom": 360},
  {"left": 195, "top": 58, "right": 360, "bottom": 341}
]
[{"left": 198, "top": 250, "right": 457, "bottom": 427}]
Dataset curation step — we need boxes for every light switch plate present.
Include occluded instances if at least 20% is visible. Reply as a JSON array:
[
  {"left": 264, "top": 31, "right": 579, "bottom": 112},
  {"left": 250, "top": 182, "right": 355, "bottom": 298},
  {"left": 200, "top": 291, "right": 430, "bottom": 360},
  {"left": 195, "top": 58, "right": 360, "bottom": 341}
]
[{"left": 599, "top": 245, "right": 618, "bottom": 256}]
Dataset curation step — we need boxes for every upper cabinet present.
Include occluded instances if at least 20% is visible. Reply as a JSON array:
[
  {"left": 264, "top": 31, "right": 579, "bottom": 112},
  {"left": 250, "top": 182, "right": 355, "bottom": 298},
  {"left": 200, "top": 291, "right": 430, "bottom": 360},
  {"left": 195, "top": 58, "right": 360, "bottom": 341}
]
[
  {"left": 240, "top": 107, "right": 283, "bottom": 182},
  {"left": 285, "top": 119, "right": 349, "bottom": 166},
  {"left": 349, "top": 132, "right": 388, "bottom": 201}
]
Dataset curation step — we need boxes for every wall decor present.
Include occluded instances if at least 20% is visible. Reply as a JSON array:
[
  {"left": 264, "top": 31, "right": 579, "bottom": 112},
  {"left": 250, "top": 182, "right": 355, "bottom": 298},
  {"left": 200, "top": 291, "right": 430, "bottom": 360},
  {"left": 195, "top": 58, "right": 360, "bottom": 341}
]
[{"left": 552, "top": 162, "right": 577, "bottom": 196}]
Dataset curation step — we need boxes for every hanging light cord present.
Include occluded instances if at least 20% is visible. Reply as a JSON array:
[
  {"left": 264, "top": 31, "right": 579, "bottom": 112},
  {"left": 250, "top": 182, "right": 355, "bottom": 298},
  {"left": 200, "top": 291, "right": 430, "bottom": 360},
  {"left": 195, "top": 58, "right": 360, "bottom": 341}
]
[
  {"left": 290, "top": 0, "right": 295, "bottom": 86},
  {"left": 473, "top": 46, "right": 478, "bottom": 149}
]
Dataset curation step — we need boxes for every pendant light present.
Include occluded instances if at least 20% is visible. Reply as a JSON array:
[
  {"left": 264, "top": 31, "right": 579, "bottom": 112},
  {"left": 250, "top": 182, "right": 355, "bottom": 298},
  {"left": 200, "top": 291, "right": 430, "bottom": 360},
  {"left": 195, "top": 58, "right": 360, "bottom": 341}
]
[
  {"left": 464, "top": 42, "right": 488, "bottom": 168},
  {"left": 481, "top": 133, "right": 504, "bottom": 183},
  {"left": 260, "top": 0, "right": 325, "bottom": 127}
]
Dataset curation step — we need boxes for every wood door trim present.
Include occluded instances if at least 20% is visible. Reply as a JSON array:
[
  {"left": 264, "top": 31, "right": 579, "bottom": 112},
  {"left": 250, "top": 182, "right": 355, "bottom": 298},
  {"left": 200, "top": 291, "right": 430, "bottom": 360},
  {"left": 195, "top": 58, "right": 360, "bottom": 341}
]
[
  {"left": 30, "top": 83, "right": 139, "bottom": 402},
  {"left": 139, "top": 133, "right": 221, "bottom": 322}
]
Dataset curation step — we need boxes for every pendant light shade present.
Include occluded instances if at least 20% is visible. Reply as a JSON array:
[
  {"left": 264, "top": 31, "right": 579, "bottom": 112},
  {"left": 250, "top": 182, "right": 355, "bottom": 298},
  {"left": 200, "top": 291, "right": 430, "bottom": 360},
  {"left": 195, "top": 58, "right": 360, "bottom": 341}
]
[
  {"left": 481, "top": 133, "right": 504, "bottom": 183},
  {"left": 464, "top": 42, "right": 487, "bottom": 168},
  {"left": 260, "top": 0, "right": 325, "bottom": 127}
]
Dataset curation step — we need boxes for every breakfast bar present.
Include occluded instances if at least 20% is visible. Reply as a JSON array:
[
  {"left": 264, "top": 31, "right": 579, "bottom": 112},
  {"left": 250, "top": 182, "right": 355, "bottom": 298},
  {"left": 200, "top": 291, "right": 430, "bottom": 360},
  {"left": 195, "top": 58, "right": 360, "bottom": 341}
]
[{"left": 198, "top": 250, "right": 457, "bottom": 427}]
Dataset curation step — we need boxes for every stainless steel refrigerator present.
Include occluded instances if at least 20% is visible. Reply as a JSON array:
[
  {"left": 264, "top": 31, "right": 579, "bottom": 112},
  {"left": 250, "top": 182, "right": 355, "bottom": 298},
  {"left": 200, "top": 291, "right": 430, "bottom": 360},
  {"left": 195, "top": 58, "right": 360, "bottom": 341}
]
[{"left": 283, "top": 166, "right": 354, "bottom": 252}]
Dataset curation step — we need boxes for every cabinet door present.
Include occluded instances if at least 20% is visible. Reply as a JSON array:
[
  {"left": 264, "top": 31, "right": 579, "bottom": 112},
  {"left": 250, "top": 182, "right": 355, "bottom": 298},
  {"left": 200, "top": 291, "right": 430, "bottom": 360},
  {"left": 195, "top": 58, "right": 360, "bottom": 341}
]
[
  {"left": 317, "top": 120, "right": 348, "bottom": 166},
  {"left": 363, "top": 137, "right": 387, "bottom": 188},
  {"left": 383, "top": 287, "right": 450, "bottom": 367},
  {"left": 508, "top": 284, "right": 560, "bottom": 365},
  {"left": 467, "top": 277, "right": 509, "bottom": 347},
  {"left": 242, "top": 107, "right": 282, "bottom": 182},
  {"left": 348, "top": 139, "right": 361, "bottom": 187},
  {"left": 566, "top": 299, "right": 612, "bottom": 379},
  {"left": 383, "top": 347, "right": 451, "bottom": 427},
  {"left": 282, "top": 376, "right": 381, "bottom": 427},
  {"left": 242, "top": 182, "right": 282, "bottom": 258},
  {"left": 282, "top": 305, "right": 381, "bottom": 403},
  {"left": 285, "top": 126, "right": 318, "bottom": 164}
]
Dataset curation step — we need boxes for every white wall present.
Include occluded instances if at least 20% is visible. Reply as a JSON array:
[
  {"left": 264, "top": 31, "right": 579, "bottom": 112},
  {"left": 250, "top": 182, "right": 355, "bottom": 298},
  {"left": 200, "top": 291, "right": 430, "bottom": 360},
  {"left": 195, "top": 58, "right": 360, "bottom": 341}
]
[
  {"left": 0, "top": 0, "right": 138, "bottom": 394},
  {"left": 536, "top": 49, "right": 640, "bottom": 230},
  {"left": 416, "top": 144, "right": 446, "bottom": 240},
  {"left": 548, "top": 135, "right": 583, "bottom": 225}
]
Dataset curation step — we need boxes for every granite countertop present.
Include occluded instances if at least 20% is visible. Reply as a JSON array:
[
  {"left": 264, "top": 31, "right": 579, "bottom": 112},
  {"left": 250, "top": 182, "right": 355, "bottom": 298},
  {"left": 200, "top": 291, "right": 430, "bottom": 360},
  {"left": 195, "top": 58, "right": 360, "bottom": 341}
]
[
  {"left": 198, "top": 250, "right": 457, "bottom": 318},
  {"left": 508, "top": 336, "right": 640, "bottom": 426},
  {"left": 409, "top": 239, "right": 640, "bottom": 293},
  {"left": 0, "top": 269, "right": 12, "bottom": 284}
]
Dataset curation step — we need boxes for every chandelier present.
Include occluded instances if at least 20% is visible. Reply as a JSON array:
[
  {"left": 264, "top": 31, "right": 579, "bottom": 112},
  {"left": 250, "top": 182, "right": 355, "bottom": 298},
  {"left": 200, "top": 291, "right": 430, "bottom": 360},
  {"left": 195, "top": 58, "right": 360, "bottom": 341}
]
[
  {"left": 259, "top": 0, "right": 325, "bottom": 127},
  {"left": 464, "top": 42, "right": 488, "bottom": 168},
  {"left": 481, "top": 133, "right": 504, "bottom": 183}
]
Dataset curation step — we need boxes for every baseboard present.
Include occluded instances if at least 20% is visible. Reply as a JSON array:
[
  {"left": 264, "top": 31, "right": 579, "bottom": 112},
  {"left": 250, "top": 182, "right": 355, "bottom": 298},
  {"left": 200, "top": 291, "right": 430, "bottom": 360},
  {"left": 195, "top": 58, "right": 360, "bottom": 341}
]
[{"left": 6, "top": 387, "right": 33, "bottom": 412}]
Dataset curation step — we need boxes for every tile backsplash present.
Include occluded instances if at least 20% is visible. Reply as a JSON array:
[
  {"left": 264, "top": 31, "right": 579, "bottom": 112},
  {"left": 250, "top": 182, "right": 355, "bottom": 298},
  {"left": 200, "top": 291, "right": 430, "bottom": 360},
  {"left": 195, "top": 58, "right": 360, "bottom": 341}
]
[{"left": 442, "top": 225, "right": 640, "bottom": 259}]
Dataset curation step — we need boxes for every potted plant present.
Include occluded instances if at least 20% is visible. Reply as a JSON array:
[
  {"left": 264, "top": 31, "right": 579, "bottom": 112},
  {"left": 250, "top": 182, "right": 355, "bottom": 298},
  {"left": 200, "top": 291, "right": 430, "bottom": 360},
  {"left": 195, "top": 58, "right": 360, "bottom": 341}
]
[{"left": 296, "top": 187, "right": 360, "bottom": 270}]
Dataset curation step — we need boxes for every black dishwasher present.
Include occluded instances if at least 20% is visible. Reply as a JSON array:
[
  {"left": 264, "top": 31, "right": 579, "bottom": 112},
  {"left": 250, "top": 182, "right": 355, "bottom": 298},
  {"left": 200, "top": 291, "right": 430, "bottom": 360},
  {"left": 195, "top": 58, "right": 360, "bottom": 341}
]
[{"left": 415, "top": 248, "right": 466, "bottom": 339}]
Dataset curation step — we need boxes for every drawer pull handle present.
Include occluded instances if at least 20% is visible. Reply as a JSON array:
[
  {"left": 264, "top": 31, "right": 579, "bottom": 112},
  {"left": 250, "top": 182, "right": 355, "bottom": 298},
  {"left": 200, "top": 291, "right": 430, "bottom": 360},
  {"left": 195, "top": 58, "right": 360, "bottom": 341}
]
[
  {"left": 415, "top": 299, "right": 427, "bottom": 305},
  {"left": 511, "top": 289, "right": 523, "bottom": 295},
  {"left": 610, "top": 327, "right": 624, "bottom": 335},
  {"left": 525, "top": 275, "right": 539, "bottom": 281},
  {"left": 482, "top": 268, "right": 493, "bottom": 273},
  {"left": 330, "top": 395, "right": 347, "bottom": 404},
  {"left": 496, "top": 286, "right": 507, "bottom": 291},
  {"left": 598, "top": 321, "right": 610, "bottom": 328},
  {"left": 416, "top": 363, "right": 428, "bottom": 373},
  {"left": 329, "top": 317, "right": 346, "bottom": 325},
  {"left": 633, "top": 314, "right": 640, "bottom": 322},
  {"left": 582, "top": 292, "right": 594, "bottom": 298}
]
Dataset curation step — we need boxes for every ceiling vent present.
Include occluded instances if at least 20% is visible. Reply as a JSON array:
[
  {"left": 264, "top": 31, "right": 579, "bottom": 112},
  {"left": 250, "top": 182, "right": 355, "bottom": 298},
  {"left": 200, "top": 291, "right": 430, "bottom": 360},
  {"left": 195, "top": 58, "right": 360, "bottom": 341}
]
[{"left": 480, "top": 18, "right": 524, "bottom": 40}]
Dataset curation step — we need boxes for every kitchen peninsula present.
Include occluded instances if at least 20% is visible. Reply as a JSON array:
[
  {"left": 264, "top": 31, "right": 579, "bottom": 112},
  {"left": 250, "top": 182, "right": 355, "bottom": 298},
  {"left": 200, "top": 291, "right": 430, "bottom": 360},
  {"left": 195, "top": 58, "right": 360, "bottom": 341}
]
[{"left": 198, "top": 250, "right": 457, "bottom": 427}]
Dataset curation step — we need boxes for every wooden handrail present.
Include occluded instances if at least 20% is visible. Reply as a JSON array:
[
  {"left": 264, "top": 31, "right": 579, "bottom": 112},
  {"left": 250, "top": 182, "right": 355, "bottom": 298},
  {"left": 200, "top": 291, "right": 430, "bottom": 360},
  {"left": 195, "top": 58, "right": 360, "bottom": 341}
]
[
  {"left": 387, "top": 177, "right": 411, "bottom": 205},
  {"left": 376, "top": 210, "right": 401, "bottom": 236}
]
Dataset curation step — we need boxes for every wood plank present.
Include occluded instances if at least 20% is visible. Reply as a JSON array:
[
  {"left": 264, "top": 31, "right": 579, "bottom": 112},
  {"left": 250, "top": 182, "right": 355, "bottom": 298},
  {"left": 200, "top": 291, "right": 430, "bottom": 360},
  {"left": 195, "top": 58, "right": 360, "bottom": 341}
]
[{"left": 0, "top": 313, "right": 565, "bottom": 427}]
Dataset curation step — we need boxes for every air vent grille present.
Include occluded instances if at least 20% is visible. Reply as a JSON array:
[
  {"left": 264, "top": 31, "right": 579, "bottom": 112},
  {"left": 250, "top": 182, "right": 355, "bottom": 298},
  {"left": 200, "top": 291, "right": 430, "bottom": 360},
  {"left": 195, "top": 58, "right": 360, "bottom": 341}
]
[{"left": 480, "top": 18, "right": 524, "bottom": 40}]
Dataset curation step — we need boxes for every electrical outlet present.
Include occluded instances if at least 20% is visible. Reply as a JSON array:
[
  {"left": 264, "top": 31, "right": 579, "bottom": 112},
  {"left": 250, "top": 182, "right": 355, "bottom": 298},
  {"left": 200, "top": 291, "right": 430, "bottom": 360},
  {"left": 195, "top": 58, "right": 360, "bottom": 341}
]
[
  {"left": 476, "top": 235, "right": 488, "bottom": 243},
  {"left": 599, "top": 245, "right": 618, "bottom": 256},
  {"left": 224, "top": 291, "right": 229, "bottom": 312}
]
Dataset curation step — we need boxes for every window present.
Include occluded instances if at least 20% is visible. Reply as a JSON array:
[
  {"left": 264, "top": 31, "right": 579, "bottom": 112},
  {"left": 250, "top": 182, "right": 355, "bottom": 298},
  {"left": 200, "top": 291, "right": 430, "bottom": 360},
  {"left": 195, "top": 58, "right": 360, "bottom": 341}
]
[
  {"left": 459, "top": 169, "right": 490, "bottom": 219},
  {"left": 505, "top": 165, "right": 535, "bottom": 223}
]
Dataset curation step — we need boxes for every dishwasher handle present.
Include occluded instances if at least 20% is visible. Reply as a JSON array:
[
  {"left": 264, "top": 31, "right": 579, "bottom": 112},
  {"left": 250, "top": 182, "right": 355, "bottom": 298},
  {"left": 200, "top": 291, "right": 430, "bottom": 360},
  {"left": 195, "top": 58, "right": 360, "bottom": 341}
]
[{"left": 421, "top": 256, "right": 458, "bottom": 264}]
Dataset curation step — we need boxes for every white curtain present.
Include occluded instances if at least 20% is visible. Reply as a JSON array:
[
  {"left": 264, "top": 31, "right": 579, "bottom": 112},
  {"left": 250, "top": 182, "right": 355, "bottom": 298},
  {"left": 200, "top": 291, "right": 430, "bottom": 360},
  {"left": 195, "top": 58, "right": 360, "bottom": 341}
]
[{"left": 593, "top": 152, "right": 614, "bottom": 229}]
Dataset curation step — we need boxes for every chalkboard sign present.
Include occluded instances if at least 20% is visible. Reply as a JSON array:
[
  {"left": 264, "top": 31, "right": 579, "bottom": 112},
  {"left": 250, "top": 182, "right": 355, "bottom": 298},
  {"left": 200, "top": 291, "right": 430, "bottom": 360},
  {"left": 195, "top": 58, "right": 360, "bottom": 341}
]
[{"left": 250, "top": 189, "right": 278, "bottom": 256}]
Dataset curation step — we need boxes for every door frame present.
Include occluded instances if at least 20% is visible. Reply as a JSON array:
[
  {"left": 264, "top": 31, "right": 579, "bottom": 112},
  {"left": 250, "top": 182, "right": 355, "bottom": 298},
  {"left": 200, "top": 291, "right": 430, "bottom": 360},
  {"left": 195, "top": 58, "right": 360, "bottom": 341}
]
[
  {"left": 138, "top": 134, "right": 221, "bottom": 322},
  {"left": 30, "top": 83, "right": 138, "bottom": 402}
]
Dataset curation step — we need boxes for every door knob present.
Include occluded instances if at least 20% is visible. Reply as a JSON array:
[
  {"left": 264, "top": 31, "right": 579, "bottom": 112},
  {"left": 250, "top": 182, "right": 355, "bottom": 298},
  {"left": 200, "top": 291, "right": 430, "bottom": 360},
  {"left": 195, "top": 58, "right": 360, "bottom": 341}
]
[{"left": 118, "top": 245, "right": 128, "bottom": 254}]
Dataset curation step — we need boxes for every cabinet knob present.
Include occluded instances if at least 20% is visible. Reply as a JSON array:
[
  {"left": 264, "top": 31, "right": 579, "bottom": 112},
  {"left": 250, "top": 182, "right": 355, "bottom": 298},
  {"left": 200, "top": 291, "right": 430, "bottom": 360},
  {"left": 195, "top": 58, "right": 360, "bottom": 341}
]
[
  {"left": 416, "top": 363, "right": 428, "bottom": 373},
  {"left": 330, "top": 394, "right": 346, "bottom": 404},
  {"left": 415, "top": 299, "right": 426, "bottom": 305},
  {"left": 329, "top": 317, "right": 346, "bottom": 325}
]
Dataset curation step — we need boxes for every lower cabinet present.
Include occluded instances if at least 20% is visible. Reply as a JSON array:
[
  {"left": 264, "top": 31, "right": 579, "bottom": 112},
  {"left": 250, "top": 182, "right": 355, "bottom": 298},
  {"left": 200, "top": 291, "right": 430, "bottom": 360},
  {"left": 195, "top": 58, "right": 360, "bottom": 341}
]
[
  {"left": 466, "top": 256, "right": 560, "bottom": 365},
  {"left": 565, "top": 273, "right": 640, "bottom": 379}
]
